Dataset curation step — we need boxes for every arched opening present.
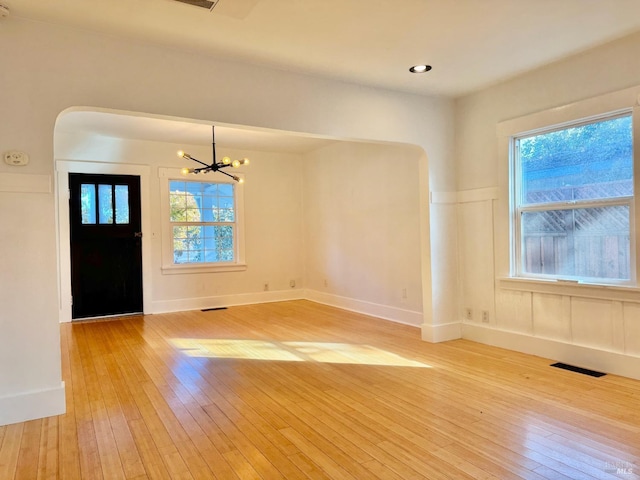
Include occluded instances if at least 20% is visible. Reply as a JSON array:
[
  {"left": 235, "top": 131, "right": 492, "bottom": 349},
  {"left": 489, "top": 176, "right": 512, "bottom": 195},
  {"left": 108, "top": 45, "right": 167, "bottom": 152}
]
[{"left": 54, "top": 107, "right": 427, "bottom": 325}]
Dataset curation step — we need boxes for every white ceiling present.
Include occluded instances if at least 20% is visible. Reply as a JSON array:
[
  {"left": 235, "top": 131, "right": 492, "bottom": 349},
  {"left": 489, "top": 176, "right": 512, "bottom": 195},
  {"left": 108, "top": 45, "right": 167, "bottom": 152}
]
[
  {"left": 7, "top": 0, "right": 640, "bottom": 98},
  {"left": 13, "top": 0, "right": 640, "bottom": 150}
]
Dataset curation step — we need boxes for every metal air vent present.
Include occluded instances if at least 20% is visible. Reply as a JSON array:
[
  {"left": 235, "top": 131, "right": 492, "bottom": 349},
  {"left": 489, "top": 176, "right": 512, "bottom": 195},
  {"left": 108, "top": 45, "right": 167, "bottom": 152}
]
[{"left": 173, "top": 0, "right": 219, "bottom": 11}]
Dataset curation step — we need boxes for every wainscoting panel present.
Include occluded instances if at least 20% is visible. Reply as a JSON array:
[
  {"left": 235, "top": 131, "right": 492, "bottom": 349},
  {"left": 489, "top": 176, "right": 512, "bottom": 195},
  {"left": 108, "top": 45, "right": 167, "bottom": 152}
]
[
  {"left": 570, "top": 297, "right": 616, "bottom": 351},
  {"left": 531, "top": 293, "right": 572, "bottom": 341},
  {"left": 458, "top": 199, "right": 495, "bottom": 324},
  {"left": 622, "top": 303, "right": 640, "bottom": 355},
  {"left": 457, "top": 185, "right": 640, "bottom": 378},
  {"left": 495, "top": 289, "right": 533, "bottom": 334}
]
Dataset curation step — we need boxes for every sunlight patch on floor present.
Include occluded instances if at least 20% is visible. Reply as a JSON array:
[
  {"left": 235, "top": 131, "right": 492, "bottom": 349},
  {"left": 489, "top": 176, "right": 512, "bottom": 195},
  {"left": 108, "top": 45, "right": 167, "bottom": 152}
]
[{"left": 171, "top": 338, "right": 431, "bottom": 368}]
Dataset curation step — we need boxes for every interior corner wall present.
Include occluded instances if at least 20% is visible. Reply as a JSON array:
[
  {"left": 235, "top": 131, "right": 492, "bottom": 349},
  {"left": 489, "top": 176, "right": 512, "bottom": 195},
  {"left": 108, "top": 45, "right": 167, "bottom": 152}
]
[
  {"left": 302, "top": 141, "right": 424, "bottom": 326},
  {"left": 0, "top": 18, "right": 456, "bottom": 424},
  {"left": 454, "top": 31, "right": 640, "bottom": 378}
]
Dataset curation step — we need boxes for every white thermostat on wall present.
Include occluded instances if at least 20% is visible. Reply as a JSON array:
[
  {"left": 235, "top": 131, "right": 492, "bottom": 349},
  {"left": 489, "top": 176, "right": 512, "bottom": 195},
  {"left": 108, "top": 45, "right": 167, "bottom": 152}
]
[{"left": 4, "top": 151, "right": 29, "bottom": 166}]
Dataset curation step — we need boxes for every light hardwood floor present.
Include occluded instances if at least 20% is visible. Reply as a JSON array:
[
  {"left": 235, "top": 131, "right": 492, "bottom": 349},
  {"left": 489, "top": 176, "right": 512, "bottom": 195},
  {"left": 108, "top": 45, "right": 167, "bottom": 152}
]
[{"left": 1, "top": 300, "right": 639, "bottom": 479}]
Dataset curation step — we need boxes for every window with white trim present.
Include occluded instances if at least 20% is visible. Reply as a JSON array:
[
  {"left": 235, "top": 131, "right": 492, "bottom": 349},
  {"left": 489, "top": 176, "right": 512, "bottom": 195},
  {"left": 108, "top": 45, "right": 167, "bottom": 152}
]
[
  {"left": 170, "top": 180, "right": 237, "bottom": 264},
  {"left": 160, "top": 168, "right": 246, "bottom": 273},
  {"left": 512, "top": 112, "right": 634, "bottom": 284}
]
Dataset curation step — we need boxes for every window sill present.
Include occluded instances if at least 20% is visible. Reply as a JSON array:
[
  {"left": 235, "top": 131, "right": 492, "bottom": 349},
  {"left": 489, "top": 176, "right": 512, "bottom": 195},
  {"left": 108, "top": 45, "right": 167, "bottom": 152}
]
[
  {"left": 499, "top": 277, "right": 640, "bottom": 303},
  {"left": 162, "top": 263, "right": 247, "bottom": 275}
]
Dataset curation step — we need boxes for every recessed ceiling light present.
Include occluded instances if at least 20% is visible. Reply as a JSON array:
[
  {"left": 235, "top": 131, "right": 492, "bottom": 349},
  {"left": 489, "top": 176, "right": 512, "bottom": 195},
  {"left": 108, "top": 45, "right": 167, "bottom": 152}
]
[{"left": 409, "top": 65, "right": 432, "bottom": 73}]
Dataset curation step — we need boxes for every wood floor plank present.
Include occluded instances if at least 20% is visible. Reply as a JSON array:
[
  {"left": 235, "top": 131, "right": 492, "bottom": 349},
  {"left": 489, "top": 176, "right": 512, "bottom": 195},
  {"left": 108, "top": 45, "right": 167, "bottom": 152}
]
[
  {"left": 0, "top": 423, "right": 25, "bottom": 480},
  {"left": 58, "top": 324, "right": 82, "bottom": 480},
  {"left": 2, "top": 300, "right": 640, "bottom": 479},
  {"left": 286, "top": 452, "right": 333, "bottom": 480},
  {"left": 36, "top": 417, "right": 59, "bottom": 480},
  {"left": 278, "top": 427, "right": 358, "bottom": 480},
  {"left": 127, "top": 419, "right": 173, "bottom": 480},
  {"left": 14, "top": 419, "right": 42, "bottom": 479}
]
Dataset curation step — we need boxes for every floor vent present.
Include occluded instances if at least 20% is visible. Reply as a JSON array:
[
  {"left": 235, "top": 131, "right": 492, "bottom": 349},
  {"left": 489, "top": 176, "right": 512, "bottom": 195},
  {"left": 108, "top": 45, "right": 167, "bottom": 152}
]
[
  {"left": 550, "top": 362, "right": 606, "bottom": 377},
  {"left": 201, "top": 307, "right": 228, "bottom": 312},
  {"left": 173, "top": 0, "right": 218, "bottom": 11}
]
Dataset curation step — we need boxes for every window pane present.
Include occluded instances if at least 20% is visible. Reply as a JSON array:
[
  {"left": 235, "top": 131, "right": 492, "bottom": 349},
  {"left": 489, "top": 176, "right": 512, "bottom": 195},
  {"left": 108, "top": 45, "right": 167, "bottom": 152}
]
[
  {"left": 519, "top": 116, "right": 632, "bottom": 205},
  {"left": 170, "top": 192, "right": 201, "bottom": 222},
  {"left": 203, "top": 225, "right": 235, "bottom": 262},
  {"left": 203, "top": 183, "right": 218, "bottom": 195},
  {"left": 202, "top": 195, "right": 216, "bottom": 222},
  {"left": 183, "top": 181, "right": 202, "bottom": 209},
  {"left": 218, "top": 196, "right": 235, "bottom": 222},
  {"left": 170, "top": 181, "right": 236, "bottom": 265},
  {"left": 173, "top": 225, "right": 203, "bottom": 263},
  {"left": 115, "top": 185, "right": 129, "bottom": 224},
  {"left": 521, "top": 206, "right": 630, "bottom": 280},
  {"left": 80, "top": 184, "right": 96, "bottom": 224},
  {"left": 98, "top": 184, "right": 113, "bottom": 224},
  {"left": 169, "top": 180, "right": 186, "bottom": 192},
  {"left": 218, "top": 184, "right": 233, "bottom": 196}
]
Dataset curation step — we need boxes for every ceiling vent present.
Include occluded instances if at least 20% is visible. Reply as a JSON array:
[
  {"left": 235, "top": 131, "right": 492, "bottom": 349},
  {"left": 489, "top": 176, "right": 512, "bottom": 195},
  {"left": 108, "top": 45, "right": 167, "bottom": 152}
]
[
  {"left": 173, "top": 0, "right": 261, "bottom": 18},
  {"left": 173, "top": 0, "right": 219, "bottom": 11}
]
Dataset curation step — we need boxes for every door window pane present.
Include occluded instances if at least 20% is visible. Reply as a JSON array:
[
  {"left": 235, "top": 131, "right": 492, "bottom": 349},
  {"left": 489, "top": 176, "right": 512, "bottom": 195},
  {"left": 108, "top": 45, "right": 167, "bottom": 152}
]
[
  {"left": 80, "top": 184, "right": 96, "bottom": 224},
  {"left": 115, "top": 185, "right": 130, "bottom": 224},
  {"left": 99, "top": 184, "right": 114, "bottom": 224}
]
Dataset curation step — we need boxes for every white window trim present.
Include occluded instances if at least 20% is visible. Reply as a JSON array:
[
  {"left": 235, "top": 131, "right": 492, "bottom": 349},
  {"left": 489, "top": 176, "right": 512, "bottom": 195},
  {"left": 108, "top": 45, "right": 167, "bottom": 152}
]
[
  {"left": 159, "top": 167, "right": 247, "bottom": 274},
  {"left": 496, "top": 85, "right": 640, "bottom": 289}
]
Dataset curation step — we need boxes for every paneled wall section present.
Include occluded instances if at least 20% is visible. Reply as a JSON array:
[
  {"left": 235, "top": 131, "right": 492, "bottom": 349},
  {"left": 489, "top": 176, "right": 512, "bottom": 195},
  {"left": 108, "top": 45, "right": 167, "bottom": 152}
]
[{"left": 458, "top": 188, "right": 640, "bottom": 366}]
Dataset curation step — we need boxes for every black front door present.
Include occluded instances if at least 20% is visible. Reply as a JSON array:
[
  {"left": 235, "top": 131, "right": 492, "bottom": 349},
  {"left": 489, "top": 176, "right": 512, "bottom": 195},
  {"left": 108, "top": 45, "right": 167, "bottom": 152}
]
[{"left": 69, "top": 173, "right": 143, "bottom": 319}]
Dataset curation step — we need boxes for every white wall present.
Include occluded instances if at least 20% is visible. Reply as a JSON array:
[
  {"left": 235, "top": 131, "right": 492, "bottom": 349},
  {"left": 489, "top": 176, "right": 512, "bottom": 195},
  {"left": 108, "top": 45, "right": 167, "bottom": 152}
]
[
  {"left": 55, "top": 132, "right": 306, "bottom": 314},
  {"left": 0, "top": 18, "right": 456, "bottom": 424},
  {"left": 303, "top": 142, "right": 424, "bottom": 325},
  {"left": 455, "top": 31, "right": 640, "bottom": 379},
  {"left": 55, "top": 132, "right": 428, "bottom": 326}
]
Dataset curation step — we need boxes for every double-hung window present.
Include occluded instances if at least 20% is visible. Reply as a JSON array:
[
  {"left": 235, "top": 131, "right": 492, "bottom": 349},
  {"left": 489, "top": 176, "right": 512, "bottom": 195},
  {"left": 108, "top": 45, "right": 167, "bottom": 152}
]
[
  {"left": 160, "top": 168, "right": 246, "bottom": 273},
  {"left": 512, "top": 113, "right": 634, "bottom": 284},
  {"left": 170, "top": 180, "right": 236, "bottom": 264}
]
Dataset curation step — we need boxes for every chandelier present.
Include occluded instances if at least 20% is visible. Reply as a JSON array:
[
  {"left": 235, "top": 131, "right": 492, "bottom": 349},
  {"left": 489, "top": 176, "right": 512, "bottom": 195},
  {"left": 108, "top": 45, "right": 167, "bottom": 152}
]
[{"left": 177, "top": 126, "right": 249, "bottom": 183}]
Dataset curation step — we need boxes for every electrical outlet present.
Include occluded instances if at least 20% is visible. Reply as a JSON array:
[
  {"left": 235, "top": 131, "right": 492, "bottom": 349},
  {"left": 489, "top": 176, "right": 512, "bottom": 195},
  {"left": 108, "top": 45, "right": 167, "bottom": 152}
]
[
  {"left": 323, "top": 279, "right": 328, "bottom": 288},
  {"left": 264, "top": 282, "right": 269, "bottom": 291},
  {"left": 402, "top": 288, "right": 407, "bottom": 299},
  {"left": 465, "top": 308, "right": 473, "bottom": 321},
  {"left": 290, "top": 279, "right": 296, "bottom": 288},
  {"left": 482, "top": 311, "right": 489, "bottom": 323}
]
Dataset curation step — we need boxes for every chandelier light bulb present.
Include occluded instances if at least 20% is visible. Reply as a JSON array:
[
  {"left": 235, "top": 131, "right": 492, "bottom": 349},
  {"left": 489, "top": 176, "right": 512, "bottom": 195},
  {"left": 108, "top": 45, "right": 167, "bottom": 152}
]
[
  {"left": 238, "top": 177, "right": 245, "bottom": 184},
  {"left": 222, "top": 156, "right": 231, "bottom": 165},
  {"left": 177, "top": 150, "right": 185, "bottom": 158},
  {"left": 232, "top": 159, "right": 241, "bottom": 168},
  {"left": 242, "top": 158, "right": 250, "bottom": 165}
]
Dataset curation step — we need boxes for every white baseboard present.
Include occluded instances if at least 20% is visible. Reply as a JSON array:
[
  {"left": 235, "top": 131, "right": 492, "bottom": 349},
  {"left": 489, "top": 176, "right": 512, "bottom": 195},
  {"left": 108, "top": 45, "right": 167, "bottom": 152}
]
[
  {"left": 0, "top": 382, "right": 66, "bottom": 426},
  {"left": 305, "top": 289, "right": 423, "bottom": 327},
  {"left": 421, "top": 321, "right": 462, "bottom": 343},
  {"left": 463, "top": 324, "right": 640, "bottom": 381},
  {"left": 153, "top": 288, "right": 423, "bottom": 328},
  {"left": 150, "top": 289, "right": 305, "bottom": 314}
]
